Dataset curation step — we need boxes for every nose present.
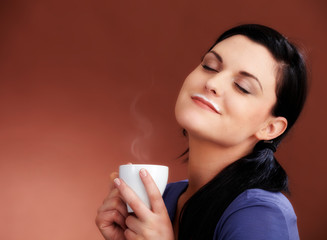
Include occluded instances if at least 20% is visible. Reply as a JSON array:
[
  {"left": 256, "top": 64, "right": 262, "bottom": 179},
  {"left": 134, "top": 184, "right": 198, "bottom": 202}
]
[{"left": 205, "top": 75, "right": 224, "bottom": 96}]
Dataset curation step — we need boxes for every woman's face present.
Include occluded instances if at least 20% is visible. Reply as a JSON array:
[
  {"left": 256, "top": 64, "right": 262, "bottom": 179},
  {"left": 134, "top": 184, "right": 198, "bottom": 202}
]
[{"left": 175, "top": 35, "right": 282, "bottom": 148}]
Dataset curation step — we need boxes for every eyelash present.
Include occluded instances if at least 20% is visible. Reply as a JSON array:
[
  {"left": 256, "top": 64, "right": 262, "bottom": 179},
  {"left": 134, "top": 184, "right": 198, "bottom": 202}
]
[
  {"left": 202, "top": 63, "right": 251, "bottom": 95},
  {"left": 234, "top": 82, "right": 250, "bottom": 94},
  {"left": 201, "top": 64, "right": 218, "bottom": 72}
]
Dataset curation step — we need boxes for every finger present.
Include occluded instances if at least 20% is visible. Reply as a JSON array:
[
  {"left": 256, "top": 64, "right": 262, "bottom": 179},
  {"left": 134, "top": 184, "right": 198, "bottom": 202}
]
[
  {"left": 139, "top": 168, "right": 166, "bottom": 214},
  {"left": 110, "top": 172, "right": 119, "bottom": 179},
  {"left": 108, "top": 172, "right": 119, "bottom": 191},
  {"left": 124, "top": 228, "right": 138, "bottom": 240},
  {"left": 98, "top": 195, "right": 128, "bottom": 218},
  {"left": 114, "top": 178, "right": 150, "bottom": 220},
  {"left": 125, "top": 214, "right": 142, "bottom": 234},
  {"left": 105, "top": 172, "right": 124, "bottom": 205},
  {"left": 96, "top": 209, "right": 127, "bottom": 230},
  {"left": 102, "top": 187, "right": 119, "bottom": 205}
]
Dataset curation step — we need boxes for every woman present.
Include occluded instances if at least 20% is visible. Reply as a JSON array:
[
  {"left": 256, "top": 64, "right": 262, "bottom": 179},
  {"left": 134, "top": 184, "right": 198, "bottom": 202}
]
[{"left": 95, "top": 24, "right": 307, "bottom": 240}]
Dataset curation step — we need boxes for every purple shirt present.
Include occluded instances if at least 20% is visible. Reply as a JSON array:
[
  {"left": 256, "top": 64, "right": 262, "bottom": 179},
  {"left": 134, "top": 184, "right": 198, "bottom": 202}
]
[{"left": 162, "top": 180, "right": 299, "bottom": 240}]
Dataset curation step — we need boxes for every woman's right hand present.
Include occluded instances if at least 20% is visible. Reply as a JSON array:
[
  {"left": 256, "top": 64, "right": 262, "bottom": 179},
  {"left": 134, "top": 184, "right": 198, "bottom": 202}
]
[{"left": 95, "top": 172, "right": 129, "bottom": 240}]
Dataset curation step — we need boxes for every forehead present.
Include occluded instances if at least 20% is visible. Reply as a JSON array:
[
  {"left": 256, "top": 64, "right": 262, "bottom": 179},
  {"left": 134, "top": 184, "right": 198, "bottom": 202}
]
[{"left": 211, "top": 35, "right": 278, "bottom": 85}]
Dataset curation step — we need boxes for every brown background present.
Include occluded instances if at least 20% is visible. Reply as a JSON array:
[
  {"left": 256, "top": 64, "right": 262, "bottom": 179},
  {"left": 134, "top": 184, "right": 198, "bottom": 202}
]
[{"left": 0, "top": 0, "right": 326, "bottom": 239}]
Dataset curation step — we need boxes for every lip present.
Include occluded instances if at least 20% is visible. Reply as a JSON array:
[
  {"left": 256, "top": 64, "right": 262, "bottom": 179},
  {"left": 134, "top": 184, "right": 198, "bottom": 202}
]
[{"left": 191, "top": 94, "right": 221, "bottom": 114}]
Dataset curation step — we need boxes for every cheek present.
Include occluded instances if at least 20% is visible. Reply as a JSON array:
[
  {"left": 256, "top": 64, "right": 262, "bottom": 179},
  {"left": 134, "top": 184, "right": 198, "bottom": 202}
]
[
  {"left": 174, "top": 86, "right": 189, "bottom": 127},
  {"left": 182, "top": 68, "right": 204, "bottom": 89},
  {"left": 175, "top": 93, "right": 194, "bottom": 129},
  {"left": 174, "top": 72, "right": 202, "bottom": 124},
  {"left": 226, "top": 98, "right": 272, "bottom": 129},
  {"left": 175, "top": 92, "right": 212, "bottom": 134}
]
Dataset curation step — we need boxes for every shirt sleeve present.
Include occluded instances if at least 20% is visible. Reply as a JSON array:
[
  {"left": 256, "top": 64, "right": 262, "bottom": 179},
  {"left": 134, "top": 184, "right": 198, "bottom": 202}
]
[
  {"left": 215, "top": 202, "right": 298, "bottom": 240},
  {"left": 162, "top": 180, "right": 188, "bottom": 223}
]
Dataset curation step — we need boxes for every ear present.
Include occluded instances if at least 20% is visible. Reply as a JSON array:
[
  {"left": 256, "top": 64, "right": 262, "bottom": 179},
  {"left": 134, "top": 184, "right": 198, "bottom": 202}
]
[{"left": 255, "top": 117, "right": 288, "bottom": 141}]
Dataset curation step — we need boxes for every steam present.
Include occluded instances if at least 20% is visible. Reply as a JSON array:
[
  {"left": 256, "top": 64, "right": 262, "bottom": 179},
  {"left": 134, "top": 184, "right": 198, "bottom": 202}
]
[{"left": 130, "top": 93, "right": 153, "bottom": 162}]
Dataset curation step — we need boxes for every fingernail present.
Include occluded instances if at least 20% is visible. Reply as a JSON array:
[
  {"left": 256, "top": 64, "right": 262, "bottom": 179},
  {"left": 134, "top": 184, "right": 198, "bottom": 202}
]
[
  {"left": 140, "top": 168, "right": 147, "bottom": 177},
  {"left": 114, "top": 178, "right": 121, "bottom": 186}
]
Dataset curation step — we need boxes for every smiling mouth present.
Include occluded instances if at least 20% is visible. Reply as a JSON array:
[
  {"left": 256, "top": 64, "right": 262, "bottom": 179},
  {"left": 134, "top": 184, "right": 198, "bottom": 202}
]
[{"left": 191, "top": 94, "right": 221, "bottom": 114}]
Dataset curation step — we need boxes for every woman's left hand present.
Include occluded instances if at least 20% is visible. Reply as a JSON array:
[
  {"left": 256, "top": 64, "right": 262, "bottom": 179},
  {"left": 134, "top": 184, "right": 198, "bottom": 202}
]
[{"left": 114, "top": 168, "right": 174, "bottom": 240}]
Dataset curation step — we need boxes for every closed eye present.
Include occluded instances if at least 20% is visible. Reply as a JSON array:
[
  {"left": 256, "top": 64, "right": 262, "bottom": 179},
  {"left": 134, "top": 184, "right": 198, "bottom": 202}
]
[
  {"left": 201, "top": 64, "right": 219, "bottom": 72},
  {"left": 234, "top": 82, "right": 250, "bottom": 94}
]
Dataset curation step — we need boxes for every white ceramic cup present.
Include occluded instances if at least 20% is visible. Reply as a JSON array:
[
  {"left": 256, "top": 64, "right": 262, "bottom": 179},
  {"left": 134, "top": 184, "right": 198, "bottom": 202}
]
[{"left": 119, "top": 164, "right": 169, "bottom": 213}]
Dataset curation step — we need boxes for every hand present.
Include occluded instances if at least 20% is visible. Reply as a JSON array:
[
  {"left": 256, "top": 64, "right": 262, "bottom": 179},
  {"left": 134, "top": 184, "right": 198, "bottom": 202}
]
[
  {"left": 95, "top": 172, "right": 128, "bottom": 240},
  {"left": 115, "top": 168, "right": 174, "bottom": 240}
]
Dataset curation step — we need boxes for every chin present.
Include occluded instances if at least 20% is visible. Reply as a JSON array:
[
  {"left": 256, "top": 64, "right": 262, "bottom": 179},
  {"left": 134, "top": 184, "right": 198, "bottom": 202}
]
[{"left": 175, "top": 113, "right": 209, "bottom": 139}]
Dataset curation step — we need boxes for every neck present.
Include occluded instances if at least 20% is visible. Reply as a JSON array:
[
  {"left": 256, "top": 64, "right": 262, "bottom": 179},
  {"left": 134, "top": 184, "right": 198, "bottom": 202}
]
[{"left": 184, "top": 135, "right": 255, "bottom": 198}]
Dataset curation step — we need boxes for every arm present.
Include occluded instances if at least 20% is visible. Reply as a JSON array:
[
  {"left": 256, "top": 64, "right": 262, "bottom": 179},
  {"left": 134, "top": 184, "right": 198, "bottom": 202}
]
[{"left": 215, "top": 202, "right": 299, "bottom": 240}]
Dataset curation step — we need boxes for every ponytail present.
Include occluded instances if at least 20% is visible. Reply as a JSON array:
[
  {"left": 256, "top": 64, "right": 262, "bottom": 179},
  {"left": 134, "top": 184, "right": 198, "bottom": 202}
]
[{"left": 178, "top": 142, "right": 288, "bottom": 240}]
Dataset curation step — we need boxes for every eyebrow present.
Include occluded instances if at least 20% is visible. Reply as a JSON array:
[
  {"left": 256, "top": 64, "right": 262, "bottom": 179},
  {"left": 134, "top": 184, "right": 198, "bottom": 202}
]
[
  {"left": 209, "top": 50, "right": 223, "bottom": 63},
  {"left": 210, "top": 50, "right": 263, "bottom": 92},
  {"left": 239, "top": 71, "right": 263, "bottom": 92}
]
